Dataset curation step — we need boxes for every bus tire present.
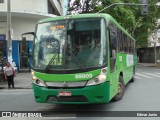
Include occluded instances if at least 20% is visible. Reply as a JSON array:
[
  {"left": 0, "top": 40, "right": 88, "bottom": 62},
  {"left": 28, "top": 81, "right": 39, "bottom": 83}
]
[
  {"left": 113, "top": 76, "right": 125, "bottom": 101},
  {"left": 130, "top": 76, "right": 135, "bottom": 82},
  {"left": 130, "top": 67, "right": 135, "bottom": 82}
]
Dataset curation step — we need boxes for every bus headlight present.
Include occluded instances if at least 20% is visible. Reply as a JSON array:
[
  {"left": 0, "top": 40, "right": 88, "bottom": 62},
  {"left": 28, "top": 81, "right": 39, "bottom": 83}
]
[
  {"left": 33, "top": 79, "right": 46, "bottom": 87},
  {"left": 86, "top": 75, "right": 106, "bottom": 86},
  {"left": 31, "top": 70, "right": 46, "bottom": 87},
  {"left": 32, "top": 76, "right": 36, "bottom": 80},
  {"left": 99, "top": 74, "right": 106, "bottom": 81},
  {"left": 31, "top": 70, "right": 34, "bottom": 75},
  {"left": 86, "top": 68, "right": 107, "bottom": 86},
  {"left": 31, "top": 70, "right": 36, "bottom": 80}
]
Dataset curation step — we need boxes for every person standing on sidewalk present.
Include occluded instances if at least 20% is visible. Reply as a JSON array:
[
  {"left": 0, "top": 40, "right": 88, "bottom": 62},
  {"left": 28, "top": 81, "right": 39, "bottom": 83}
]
[{"left": 4, "top": 62, "right": 16, "bottom": 89}]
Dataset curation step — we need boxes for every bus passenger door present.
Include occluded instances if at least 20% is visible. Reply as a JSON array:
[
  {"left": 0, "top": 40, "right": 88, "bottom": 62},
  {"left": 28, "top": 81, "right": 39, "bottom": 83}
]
[
  {"left": 108, "top": 22, "right": 119, "bottom": 99},
  {"left": 109, "top": 28, "right": 117, "bottom": 72}
]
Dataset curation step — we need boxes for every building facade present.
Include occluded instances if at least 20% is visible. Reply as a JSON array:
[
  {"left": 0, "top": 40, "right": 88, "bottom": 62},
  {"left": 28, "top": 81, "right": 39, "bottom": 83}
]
[
  {"left": 148, "top": 19, "right": 160, "bottom": 47},
  {"left": 0, "top": 0, "right": 63, "bottom": 71}
]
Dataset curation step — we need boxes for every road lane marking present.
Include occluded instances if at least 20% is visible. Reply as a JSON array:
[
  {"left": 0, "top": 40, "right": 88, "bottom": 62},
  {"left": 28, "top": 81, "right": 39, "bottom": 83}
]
[
  {"left": 0, "top": 93, "right": 33, "bottom": 95},
  {"left": 135, "top": 76, "right": 141, "bottom": 79},
  {"left": 0, "top": 89, "right": 33, "bottom": 95},
  {"left": 0, "top": 89, "right": 33, "bottom": 92},
  {"left": 142, "top": 72, "right": 160, "bottom": 78},
  {"left": 155, "top": 73, "right": 160, "bottom": 75},
  {"left": 136, "top": 73, "right": 152, "bottom": 78}
]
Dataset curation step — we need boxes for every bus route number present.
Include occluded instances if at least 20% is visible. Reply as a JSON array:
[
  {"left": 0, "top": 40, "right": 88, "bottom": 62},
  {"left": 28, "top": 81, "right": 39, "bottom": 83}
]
[{"left": 75, "top": 74, "right": 93, "bottom": 79}]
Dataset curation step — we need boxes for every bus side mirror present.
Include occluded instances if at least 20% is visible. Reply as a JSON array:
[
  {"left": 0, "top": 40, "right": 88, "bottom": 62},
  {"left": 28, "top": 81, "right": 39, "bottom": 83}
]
[
  {"left": 68, "top": 20, "right": 74, "bottom": 30},
  {"left": 22, "top": 37, "right": 26, "bottom": 41},
  {"left": 21, "top": 32, "right": 35, "bottom": 36},
  {"left": 21, "top": 32, "right": 35, "bottom": 42}
]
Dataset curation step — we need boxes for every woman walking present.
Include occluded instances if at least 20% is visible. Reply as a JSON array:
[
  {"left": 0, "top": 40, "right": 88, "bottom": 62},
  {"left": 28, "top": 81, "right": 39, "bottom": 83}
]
[{"left": 4, "top": 62, "right": 16, "bottom": 89}]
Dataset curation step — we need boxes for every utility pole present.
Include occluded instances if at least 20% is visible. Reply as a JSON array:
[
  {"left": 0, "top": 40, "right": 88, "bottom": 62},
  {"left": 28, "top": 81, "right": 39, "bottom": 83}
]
[
  {"left": 7, "top": 0, "right": 12, "bottom": 63},
  {"left": 141, "top": 0, "right": 148, "bottom": 15},
  {"left": 97, "top": 3, "right": 148, "bottom": 14},
  {"left": 154, "top": 43, "right": 157, "bottom": 65},
  {"left": 152, "top": 31, "right": 157, "bottom": 65}
]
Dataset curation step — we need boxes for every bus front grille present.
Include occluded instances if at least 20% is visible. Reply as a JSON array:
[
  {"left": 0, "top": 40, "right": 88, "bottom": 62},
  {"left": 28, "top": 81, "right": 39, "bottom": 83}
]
[
  {"left": 47, "top": 95, "right": 88, "bottom": 102},
  {"left": 45, "top": 81, "right": 87, "bottom": 88}
]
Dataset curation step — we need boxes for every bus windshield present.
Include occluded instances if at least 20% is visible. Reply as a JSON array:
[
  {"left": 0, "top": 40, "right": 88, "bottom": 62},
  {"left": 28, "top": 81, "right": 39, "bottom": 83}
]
[{"left": 32, "top": 18, "right": 107, "bottom": 72}]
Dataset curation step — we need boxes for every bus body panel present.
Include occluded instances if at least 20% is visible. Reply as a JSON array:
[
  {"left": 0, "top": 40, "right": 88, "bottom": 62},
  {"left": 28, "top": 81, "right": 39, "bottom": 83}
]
[
  {"left": 33, "top": 82, "right": 110, "bottom": 104},
  {"left": 116, "top": 53, "right": 135, "bottom": 84},
  {"left": 108, "top": 52, "right": 136, "bottom": 100}
]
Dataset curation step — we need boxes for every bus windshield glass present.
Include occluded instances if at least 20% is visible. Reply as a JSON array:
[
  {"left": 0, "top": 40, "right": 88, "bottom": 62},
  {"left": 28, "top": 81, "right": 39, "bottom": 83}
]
[{"left": 32, "top": 18, "right": 107, "bottom": 72}]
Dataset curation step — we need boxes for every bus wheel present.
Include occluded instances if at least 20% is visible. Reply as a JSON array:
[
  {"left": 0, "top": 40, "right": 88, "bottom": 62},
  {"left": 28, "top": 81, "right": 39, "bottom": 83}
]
[
  {"left": 130, "top": 76, "right": 135, "bottom": 82},
  {"left": 130, "top": 67, "right": 135, "bottom": 82},
  {"left": 113, "top": 76, "right": 125, "bottom": 101}
]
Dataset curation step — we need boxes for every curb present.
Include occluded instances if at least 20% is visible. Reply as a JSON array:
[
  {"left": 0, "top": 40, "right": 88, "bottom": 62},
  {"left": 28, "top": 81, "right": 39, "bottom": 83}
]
[
  {"left": 0, "top": 87, "right": 32, "bottom": 89},
  {"left": 137, "top": 63, "right": 160, "bottom": 67}
]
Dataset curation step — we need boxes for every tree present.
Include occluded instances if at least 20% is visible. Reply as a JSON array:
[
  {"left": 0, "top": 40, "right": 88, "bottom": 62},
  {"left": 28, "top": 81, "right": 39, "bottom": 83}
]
[
  {"left": 134, "top": 0, "right": 160, "bottom": 47},
  {"left": 67, "top": 0, "right": 160, "bottom": 47}
]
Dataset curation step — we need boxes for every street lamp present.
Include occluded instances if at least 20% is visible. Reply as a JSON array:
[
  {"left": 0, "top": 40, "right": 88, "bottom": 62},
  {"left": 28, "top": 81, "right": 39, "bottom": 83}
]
[
  {"left": 148, "top": 41, "right": 157, "bottom": 65},
  {"left": 97, "top": 3, "right": 148, "bottom": 13},
  {"left": 7, "top": 0, "right": 12, "bottom": 63}
]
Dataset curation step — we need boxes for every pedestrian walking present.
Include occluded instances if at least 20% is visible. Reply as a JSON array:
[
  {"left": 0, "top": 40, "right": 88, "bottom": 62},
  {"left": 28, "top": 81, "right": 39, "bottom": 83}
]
[{"left": 4, "top": 62, "right": 16, "bottom": 89}]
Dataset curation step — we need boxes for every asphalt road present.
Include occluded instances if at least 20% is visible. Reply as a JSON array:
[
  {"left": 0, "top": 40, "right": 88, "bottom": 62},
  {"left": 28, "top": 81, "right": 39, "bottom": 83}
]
[{"left": 0, "top": 65, "right": 160, "bottom": 120}]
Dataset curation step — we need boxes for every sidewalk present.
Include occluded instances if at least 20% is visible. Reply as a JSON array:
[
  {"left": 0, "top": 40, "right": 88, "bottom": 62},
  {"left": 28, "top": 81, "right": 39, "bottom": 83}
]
[
  {"left": 0, "top": 72, "right": 32, "bottom": 89},
  {"left": 137, "top": 62, "right": 160, "bottom": 67}
]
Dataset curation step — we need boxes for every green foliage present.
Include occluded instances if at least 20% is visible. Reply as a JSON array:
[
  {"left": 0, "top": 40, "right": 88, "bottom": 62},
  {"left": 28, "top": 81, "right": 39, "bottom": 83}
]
[{"left": 68, "top": 0, "right": 160, "bottom": 47}]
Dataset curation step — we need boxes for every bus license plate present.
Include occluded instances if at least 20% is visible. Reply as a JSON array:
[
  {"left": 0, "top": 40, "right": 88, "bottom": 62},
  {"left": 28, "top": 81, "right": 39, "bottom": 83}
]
[{"left": 58, "top": 91, "right": 72, "bottom": 96}]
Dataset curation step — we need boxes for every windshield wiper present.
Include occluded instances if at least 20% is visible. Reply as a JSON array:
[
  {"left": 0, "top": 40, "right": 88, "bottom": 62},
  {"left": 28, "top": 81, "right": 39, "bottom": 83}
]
[
  {"left": 44, "top": 54, "right": 57, "bottom": 73},
  {"left": 68, "top": 48, "right": 86, "bottom": 71}
]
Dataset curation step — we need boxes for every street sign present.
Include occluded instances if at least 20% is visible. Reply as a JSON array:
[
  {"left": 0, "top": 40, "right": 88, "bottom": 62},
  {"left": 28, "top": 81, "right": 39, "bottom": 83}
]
[{"left": 141, "top": 0, "right": 148, "bottom": 15}]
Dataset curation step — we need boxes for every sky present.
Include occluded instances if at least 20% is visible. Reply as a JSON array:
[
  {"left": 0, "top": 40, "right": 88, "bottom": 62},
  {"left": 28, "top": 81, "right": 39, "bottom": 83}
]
[{"left": 63, "top": 0, "right": 68, "bottom": 15}]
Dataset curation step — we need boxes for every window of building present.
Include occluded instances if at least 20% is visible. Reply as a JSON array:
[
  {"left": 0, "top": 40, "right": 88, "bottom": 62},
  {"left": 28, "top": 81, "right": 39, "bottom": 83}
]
[
  {"left": 0, "top": 34, "right": 6, "bottom": 40},
  {"left": 0, "top": 35, "right": 6, "bottom": 58},
  {"left": 47, "top": 0, "right": 60, "bottom": 16},
  {"left": 0, "top": 0, "right": 4, "bottom": 3}
]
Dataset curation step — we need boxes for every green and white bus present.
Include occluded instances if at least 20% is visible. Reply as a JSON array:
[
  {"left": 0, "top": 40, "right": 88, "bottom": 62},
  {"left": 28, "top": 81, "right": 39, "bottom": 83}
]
[{"left": 30, "top": 13, "right": 136, "bottom": 104}]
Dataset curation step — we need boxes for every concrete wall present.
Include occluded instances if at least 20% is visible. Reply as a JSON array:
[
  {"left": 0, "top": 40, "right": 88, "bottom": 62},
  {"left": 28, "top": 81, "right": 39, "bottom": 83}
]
[
  {"left": 0, "top": 16, "right": 38, "bottom": 40},
  {"left": 0, "top": 0, "right": 47, "bottom": 15},
  {"left": 138, "top": 46, "right": 160, "bottom": 63},
  {"left": 0, "top": 0, "right": 63, "bottom": 16},
  {"left": 12, "top": 17, "right": 37, "bottom": 40},
  {"left": 0, "top": 17, "right": 6, "bottom": 35}
]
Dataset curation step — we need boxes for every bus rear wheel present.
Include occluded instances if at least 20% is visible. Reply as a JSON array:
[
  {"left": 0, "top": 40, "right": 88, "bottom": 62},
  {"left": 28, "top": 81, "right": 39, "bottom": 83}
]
[
  {"left": 130, "top": 67, "right": 135, "bottom": 82},
  {"left": 113, "top": 76, "right": 125, "bottom": 101}
]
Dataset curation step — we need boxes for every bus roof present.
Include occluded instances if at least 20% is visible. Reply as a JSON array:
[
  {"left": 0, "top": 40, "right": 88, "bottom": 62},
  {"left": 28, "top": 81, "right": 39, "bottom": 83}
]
[{"left": 37, "top": 13, "right": 135, "bottom": 41}]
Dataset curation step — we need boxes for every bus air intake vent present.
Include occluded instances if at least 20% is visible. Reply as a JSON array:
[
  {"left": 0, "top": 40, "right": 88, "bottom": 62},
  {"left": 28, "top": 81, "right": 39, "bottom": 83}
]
[{"left": 47, "top": 95, "right": 88, "bottom": 102}]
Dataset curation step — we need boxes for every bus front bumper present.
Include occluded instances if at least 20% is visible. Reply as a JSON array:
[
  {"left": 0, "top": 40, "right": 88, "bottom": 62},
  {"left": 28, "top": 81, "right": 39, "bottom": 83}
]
[{"left": 33, "top": 82, "right": 110, "bottom": 104}]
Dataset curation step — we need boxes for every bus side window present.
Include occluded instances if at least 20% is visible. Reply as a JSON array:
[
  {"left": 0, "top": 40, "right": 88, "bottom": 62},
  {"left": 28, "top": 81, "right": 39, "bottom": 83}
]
[
  {"left": 110, "top": 30, "right": 117, "bottom": 58},
  {"left": 109, "top": 22, "right": 117, "bottom": 72}
]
